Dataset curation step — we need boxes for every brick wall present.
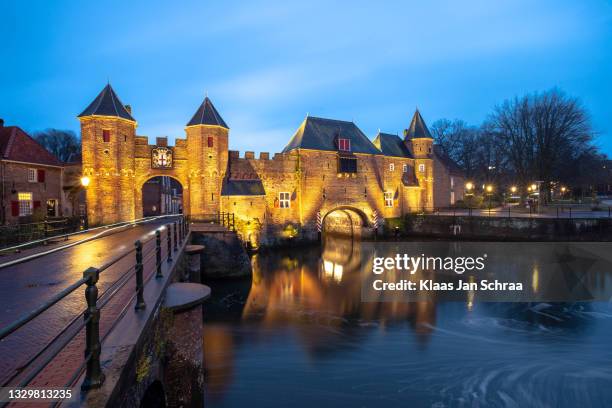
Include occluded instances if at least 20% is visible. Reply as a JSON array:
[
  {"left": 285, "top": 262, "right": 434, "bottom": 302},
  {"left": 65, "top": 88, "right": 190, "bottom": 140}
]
[{"left": 1, "top": 161, "right": 63, "bottom": 224}]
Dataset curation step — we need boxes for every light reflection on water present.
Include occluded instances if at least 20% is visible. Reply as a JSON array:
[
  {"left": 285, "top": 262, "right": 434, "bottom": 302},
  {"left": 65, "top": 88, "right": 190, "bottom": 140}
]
[{"left": 202, "top": 237, "right": 612, "bottom": 408}]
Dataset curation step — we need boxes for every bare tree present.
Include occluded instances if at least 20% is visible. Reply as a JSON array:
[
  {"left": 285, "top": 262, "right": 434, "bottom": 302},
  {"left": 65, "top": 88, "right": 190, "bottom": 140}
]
[
  {"left": 32, "top": 129, "right": 81, "bottom": 163},
  {"left": 488, "top": 89, "right": 593, "bottom": 202}
]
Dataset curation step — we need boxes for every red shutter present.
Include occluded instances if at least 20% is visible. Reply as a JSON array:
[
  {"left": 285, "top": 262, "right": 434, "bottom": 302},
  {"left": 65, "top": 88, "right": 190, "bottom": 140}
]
[
  {"left": 207, "top": 137, "right": 214, "bottom": 148},
  {"left": 37, "top": 169, "right": 45, "bottom": 182},
  {"left": 34, "top": 201, "right": 41, "bottom": 209},
  {"left": 103, "top": 129, "right": 110, "bottom": 142},
  {"left": 11, "top": 201, "right": 19, "bottom": 216}
]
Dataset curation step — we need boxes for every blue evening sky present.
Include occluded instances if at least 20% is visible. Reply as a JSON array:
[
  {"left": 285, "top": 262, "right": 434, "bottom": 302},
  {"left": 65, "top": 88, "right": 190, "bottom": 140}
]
[{"left": 1, "top": 1, "right": 611, "bottom": 155}]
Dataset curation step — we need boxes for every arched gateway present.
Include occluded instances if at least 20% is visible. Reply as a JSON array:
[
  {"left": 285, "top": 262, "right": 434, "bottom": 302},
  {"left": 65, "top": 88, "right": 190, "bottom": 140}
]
[
  {"left": 79, "top": 85, "right": 227, "bottom": 226},
  {"left": 79, "top": 84, "right": 461, "bottom": 244}
]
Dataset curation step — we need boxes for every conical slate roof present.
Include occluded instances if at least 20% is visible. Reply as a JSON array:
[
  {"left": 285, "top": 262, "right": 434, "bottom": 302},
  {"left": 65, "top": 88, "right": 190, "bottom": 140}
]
[
  {"left": 78, "top": 84, "right": 135, "bottom": 121},
  {"left": 187, "top": 97, "right": 228, "bottom": 128},
  {"left": 405, "top": 109, "right": 432, "bottom": 139}
]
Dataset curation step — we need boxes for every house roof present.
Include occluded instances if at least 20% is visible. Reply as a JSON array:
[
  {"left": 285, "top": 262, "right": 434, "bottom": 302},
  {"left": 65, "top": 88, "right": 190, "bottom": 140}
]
[
  {"left": 186, "top": 97, "right": 229, "bottom": 128},
  {"left": 221, "top": 179, "right": 266, "bottom": 196},
  {"left": 78, "top": 84, "right": 135, "bottom": 121},
  {"left": 434, "top": 145, "right": 464, "bottom": 176},
  {"left": 405, "top": 109, "right": 432, "bottom": 139},
  {"left": 0, "top": 126, "right": 62, "bottom": 166},
  {"left": 372, "top": 132, "right": 413, "bottom": 158},
  {"left": 282, "top": 116, "right": 380, "bottom": 154}
]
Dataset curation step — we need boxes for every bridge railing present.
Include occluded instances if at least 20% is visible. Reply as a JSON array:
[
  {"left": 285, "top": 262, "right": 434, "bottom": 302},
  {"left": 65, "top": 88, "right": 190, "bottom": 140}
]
[
  {"left": 190, "top": 211, "right": 236, "bottom": 230},
  {"left": 0, "top": 215, "right": 190, "bottom": 397},
  {"left": 0, "top": 217, "right": 82, "bottom": 249}
]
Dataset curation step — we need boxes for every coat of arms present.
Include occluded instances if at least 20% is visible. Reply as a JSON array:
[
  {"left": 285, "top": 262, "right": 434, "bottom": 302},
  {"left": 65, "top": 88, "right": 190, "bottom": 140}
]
[{"left": 151, "top": 147, "right": 173, "bottom": 169}]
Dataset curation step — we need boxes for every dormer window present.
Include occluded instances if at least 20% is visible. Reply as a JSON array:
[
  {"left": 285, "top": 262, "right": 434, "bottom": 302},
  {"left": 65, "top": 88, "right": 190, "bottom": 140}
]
[{"left": 338, "top": 138, "right": 351, "bottom": 152}]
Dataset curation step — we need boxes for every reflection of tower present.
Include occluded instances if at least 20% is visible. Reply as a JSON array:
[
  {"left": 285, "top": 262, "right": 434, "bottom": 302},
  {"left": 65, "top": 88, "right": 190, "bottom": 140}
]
[
  {"left": 185, "top": 97, "right": 229, "bottom": 216},
  {"left": 79, "top": 84, "right": 137, "bottom": 225},
  {"left": 405, "top": 109, "right": 434, "bottom": 210}
]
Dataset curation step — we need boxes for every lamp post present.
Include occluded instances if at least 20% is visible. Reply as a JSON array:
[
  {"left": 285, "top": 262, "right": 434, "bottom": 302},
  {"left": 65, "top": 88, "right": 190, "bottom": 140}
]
[
  {"left": 485, "top": 184, "right": 494, "bottom": 211},
  {"left": 80, "top": 176, "right": 90, "bottom": 229}
]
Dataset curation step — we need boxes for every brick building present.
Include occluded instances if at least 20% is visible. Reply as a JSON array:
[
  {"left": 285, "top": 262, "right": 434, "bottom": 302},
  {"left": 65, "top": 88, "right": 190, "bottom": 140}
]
[
  {"left": 0, "top": 120, "right": 64, "bottom": 224},
  {"left": 79, "top": 84, "right": 464, "bottom": 244}
]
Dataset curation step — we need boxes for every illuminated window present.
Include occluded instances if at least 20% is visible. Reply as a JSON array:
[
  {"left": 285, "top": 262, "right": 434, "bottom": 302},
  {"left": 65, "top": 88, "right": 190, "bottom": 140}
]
[
  {"left": 27, "top": 168, "right": 37, "bottom": 182},
  {"left": 389, "top": 163, "right": 395, "bottom": 171},
  {"left": 338, "top": 138, "right": 351, "bottom": 151},
  {"left": 279, "top": 192, "right": 290, "bottom": 208},
  {"left": 102, "top": 129, "right": 110, "bottom": 143},
  {"left": 18, "top": 192, "right": 33, "bottom": 216},
  {"left": 418, "top": 164, "right": 426, "bottom": 173},
  {"left": 450, "top": 176, "right": 455, "bottom": 188},
  {"left": 384, "top": 191, "right": 393, "bottom": 208},
  {"left": 402, "top": 164, "right": 408, "bottom": 173}
]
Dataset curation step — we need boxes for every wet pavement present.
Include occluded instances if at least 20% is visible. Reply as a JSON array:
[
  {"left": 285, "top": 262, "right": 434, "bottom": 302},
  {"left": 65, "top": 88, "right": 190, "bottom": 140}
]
[{"left": 0, "top": 218, "right": 177, "bottom": 386}]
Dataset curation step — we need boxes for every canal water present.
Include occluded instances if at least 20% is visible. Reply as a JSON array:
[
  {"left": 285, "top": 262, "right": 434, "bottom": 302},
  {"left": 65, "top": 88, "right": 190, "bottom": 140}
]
[{"left": 202, "top": 237, "right": 612, "bottom": 408}]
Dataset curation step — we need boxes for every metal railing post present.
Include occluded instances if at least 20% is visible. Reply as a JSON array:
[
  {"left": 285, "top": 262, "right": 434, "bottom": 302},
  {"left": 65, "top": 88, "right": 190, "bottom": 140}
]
[
  {"left": 173, "top": 221, "right": 178, "bottom": 251},
  {"left": 134, "top": 240, "right": 146, "bottom": 310},
  {"left": 81, "top": 267, "right": 105, "bottom": 390},
  {"left": 167, "top": 224, "right": 173, "bottom": 263},
  {"left": 155, "top": 230, "right": 162, "bottom": 278}
]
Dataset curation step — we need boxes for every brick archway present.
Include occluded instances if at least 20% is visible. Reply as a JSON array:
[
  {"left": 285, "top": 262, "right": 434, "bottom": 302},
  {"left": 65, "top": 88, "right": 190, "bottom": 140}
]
[
  {"left": 322, "top": 206, "right": 370, "bottom": 238},
  {"left": 135, "top": 174, "right": 190, "bottom": 219}
]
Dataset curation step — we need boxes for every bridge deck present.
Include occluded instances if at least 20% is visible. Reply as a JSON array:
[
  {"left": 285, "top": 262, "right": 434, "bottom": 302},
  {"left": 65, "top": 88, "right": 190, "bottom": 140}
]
[{"left": 0, "top": 219, "right": 180, "bottom": 392}]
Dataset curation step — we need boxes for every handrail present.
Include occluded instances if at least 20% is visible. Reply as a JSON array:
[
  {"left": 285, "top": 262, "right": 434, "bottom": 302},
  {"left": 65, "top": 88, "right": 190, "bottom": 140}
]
[
  {"left": 0, "top": 214, "right": 178, "bottom": 255},
  {"left": 0, "top": 215, "right": 191, "bottom": 393}
]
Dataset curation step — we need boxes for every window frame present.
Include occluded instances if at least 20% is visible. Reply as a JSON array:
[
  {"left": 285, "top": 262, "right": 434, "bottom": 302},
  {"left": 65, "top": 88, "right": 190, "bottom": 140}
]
[
  {"left": 389, "top": 163, "right": 395, "bottom": 172},
  {"left": 18, "top": 192, "right": 33, "bottom": 216},
  {"left": 384, "top": 191, "right": 394, "bottom": 208},
  {"left": 102, "top": 129, "right": 110, "bottom": 143},
  {"left": 338, "top": 156, "right": 357, "bottom": 173},
  {"left": 279, "top": 192, "right": 291, "bottom": 209},
  {"left": 418, "top": 164, "right": 426, "bottom": 173},
  {"left": 27, "top": 168, "right": 37, "bottom": 183},
  {"left": 402, "top": 164, "right": 408, "bottom": 173},
  {"left": 338, "top": 138, "right": 351, "bottom": 152}
]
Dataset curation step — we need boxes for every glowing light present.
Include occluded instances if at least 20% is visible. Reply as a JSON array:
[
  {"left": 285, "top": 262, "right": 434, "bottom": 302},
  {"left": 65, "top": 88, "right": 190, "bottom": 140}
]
[
  {"left": 510, "top": 186, "right": 517, "bottom": 193},
  {"left": 530, "top": 183, "right": 537, "bottom": 191},
  {"left": 80, "top": 176, "right": 91, "bottom": 187},
  {"left": 465, "top": 182, "right": 474, "bottom": 191},
  {"left": 561, "top": 186, "right": 567, "bottom": 193},
  {"left": 485, "top": 185, "right": 493, "bottom": 193}
]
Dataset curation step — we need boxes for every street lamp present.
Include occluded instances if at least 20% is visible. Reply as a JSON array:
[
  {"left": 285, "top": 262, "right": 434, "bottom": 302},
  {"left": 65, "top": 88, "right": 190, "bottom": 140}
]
[
  {"left": 485, "top": 184, "right": 493, "bottom": 193},
  {"left": 510, "top": 186, "right": 517, "bottom": 194},
  {"left": 80, "top": 176, "right": 91, "bottom": 187},
  {"left": 80, "top": 176, "right": 90, "bottom": 229},
  {"left": 465, "top": 182, "right": 474, "bottom": 193},
  {"left": 530, "top": 183, "right": 537, "bottom": 191}
]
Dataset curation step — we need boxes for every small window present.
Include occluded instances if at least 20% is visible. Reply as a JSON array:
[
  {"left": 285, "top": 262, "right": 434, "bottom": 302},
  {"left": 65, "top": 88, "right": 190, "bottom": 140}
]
[
  {"left": 27, "top": 168, "right": 37, "bottom": 182},
  {"left": 384, "top": 192, "right": 394, "bottom": 208},
  {"left": 389, "top": 163, "right": 395, "bottom": 171},
  {"left": 338, "top": 138, "right": 351, "bottom": 152},
  {"left": 450, "top": 176, "right": 454, "bottom": 188},
  {"left": 279, "top": 192, "right": 291, "bottom": 208},
  {"left": 207, "top": 136, "right": 214, "bottom": 148},
  {"left": 18, "top": 192, "right": 33, "bottom": 216},
  {"left": 418, "top": 164, "right": 426, "bottom": 173},
  {"left": 338, "top": 157, "right": 357, "bottom": 173},
  {"left": 402, "top": 164, "right": 408, "bottom": 173},
  {"left": 102, "top": 129, "right": 110, "bottom": 143}
]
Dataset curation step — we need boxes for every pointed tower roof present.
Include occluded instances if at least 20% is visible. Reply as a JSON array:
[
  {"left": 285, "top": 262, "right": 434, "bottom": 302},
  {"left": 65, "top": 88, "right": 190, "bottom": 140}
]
[
  {"left": 186, "top": 97, "right": 229, "bottom": 128},
  {"left": 405, "top": 109, "right": 432, "bottom": 139},
  {"left": 78, "top": 84, "right": 135, "bottom": 121}
]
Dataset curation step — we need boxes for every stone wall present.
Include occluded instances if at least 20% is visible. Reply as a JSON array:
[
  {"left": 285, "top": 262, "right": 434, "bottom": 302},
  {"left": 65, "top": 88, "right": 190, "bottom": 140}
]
[{"left": 396, "top": 214, "right": 612, "bottom": 241}]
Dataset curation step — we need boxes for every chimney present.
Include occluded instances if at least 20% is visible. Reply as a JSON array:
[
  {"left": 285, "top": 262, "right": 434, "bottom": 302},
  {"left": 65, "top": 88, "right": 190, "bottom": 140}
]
[
  {"left": 125, "top": 105, "right": 132, "bottom": 115},
  {"left": 0, "top": 118, "right": 4, "bottom": 128}
]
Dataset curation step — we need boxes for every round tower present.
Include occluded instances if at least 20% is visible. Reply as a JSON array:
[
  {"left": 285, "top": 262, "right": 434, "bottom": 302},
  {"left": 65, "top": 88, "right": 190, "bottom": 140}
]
[
  {"left": 185, "top": 96, "right": 229, "bottom": 217},
  {"left": 79, "top": 84, "right": 137, "bottom": 226},
  {"left": 404, "top": 109, "right": 434, "bottom": 210}
]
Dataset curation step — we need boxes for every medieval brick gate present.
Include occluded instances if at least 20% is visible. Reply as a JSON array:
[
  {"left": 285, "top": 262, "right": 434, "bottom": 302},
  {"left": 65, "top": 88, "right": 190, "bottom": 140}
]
[
  {"left": 78, "top": 84, "right": 452, "bottom": 242},
  {"left": 79, "top": 85, "right": 228, "bottom": 226}
]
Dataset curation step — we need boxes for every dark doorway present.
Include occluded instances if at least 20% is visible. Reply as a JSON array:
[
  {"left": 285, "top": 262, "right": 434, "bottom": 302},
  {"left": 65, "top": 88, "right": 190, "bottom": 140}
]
[{"left": 142, "top": 176, "right": 183, "bottom": 217}]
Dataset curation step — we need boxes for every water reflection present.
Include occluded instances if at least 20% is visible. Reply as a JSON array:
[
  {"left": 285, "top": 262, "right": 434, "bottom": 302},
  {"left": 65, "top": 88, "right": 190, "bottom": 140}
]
[{"left": 203, "top": 237, "right": 612, "bottom": 408}]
